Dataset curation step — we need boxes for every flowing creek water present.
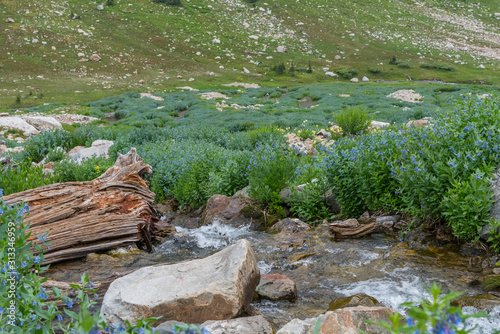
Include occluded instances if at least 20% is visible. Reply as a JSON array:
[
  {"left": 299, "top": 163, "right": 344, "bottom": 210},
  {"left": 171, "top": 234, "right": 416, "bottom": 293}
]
[{"left": 48, "top": 220, "right": 500, "bottom": 332}]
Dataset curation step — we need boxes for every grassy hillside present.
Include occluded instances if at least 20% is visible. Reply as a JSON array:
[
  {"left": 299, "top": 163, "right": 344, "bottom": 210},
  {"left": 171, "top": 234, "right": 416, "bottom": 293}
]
[{"left": 1, "top": 0, "right": 499, "bottom": 107}]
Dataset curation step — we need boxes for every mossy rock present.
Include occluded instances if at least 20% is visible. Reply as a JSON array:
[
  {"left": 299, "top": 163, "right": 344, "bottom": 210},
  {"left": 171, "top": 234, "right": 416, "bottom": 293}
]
[
  {"left": 451, "top": 294, "right": 500, "bottom": 311},
  {"left": 240, "top": 205, "right": 264, "bottom": 220},
  {"left": 480, "top": 275, "right": 500, "bottom": 291},
  {"left": 328, "top": 293, "right": 380, "bottom": 311}
]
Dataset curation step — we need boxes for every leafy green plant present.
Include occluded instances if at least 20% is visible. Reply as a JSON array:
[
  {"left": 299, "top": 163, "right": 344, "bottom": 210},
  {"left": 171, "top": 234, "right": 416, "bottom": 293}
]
[
  {"left": 333, "top": 106, "right": 372, "bottom": 136},
  {"left": 368, "top": 67, "right": 382, "bottom": 74},
  {"left": 54, "top": 156, "right": 114, "bottom": 182},
  {"left": 337, "top": 68, "right": 358, "bottom": 80},
  {"left": 420, "top": 63, "right": 456, "bottom": 72},
  {"left": 487, "top": 220, "right": 500, "bottom": 253},
  {"left": 271, "top": 62, "right": 287, "bottom": 75},
  {"left": 153, "top": 0, "right": 182, "bottom": 5},
  {"left": 45, "top": 148, "right": 66, "bottom": 163},
  {"left": 441, "top": 172, "right": 495, "bottom": 240},
  {"left": 0, "top": 162, "right": 56, "bottom": 195},
  {"left": 369, "top": 283, "right": 486, "bottom": 333},
  {"left": 248, "top": 145, "right": 298, "bottom": 205},
  {"left": 298, "top": 128, "right": 315, "bottom": 141}
]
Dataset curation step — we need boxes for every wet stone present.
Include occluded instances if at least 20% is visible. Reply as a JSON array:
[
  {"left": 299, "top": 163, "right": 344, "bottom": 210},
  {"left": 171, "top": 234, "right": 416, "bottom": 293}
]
[
  {"left": 451, "top": 293, "right": 500, "bottom": 311},
  {"left": 328, "top": 293, "right": 380, "bottom": 311},
  {"left": 256, "top": 274, "right": 297, "bottom": 302}
]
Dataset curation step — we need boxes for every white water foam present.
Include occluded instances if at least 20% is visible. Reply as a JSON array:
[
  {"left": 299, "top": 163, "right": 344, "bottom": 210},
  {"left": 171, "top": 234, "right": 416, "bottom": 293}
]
[
  {"left": 258, "top": 260, "right": 273, "bottom": 274},
  {"left": 175, "top": 220, "right": 251, "bottom": 249},
  {"left": 332, "top": 273, "right": 500, "bottom": 334}
]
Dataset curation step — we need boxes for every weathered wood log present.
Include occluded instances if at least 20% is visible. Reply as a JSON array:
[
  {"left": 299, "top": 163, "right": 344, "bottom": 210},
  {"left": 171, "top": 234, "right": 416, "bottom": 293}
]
[
  {"left": 329, "top": 218, "right": 378, "bottom": 238},
  {"left": 4, "top": 148, "right": 164, "bottom": 265}
]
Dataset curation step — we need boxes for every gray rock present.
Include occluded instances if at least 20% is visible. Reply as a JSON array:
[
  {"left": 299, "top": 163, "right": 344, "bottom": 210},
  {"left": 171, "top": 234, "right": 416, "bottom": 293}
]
[
  {"left": 22, "top": 116, "right": 62, "bottom": 130},
  {"left": 97, "top": 4, "right": 104, "bottom": 10},
  {"left": 0, "top": 117, "right": 39, "bottom": 135},
  {"left": 276, "top": 46, "right": 287, "bottom": 53},
  {"left": 68, "top": 140, "right": 113, "bottom": 163},
  {"left": 480, "top": 166, "right": 500, "bottom": 241},
  {"left": 255, "top": 273, "right": 297, "bottom": 302},
  {"left": 100, "top": 239, "right": 260, "bottom": 326},
  {"left": 350, "top": 78, "right": 359, "bottom": 83},
  {"left": 276, "top": 306, "right": 393, "bottom": 334},
  {"left": 202, "top": 315, "right": 274, "bottom": 334},
  {"left": 201, "top": 194, "right": 263, "bottom": 228},
  {"left": 90, "top": 54, "right": 101, "bottom": 62},
  {"left": 325, "top": 71, "right": 336, "bottom": 77},
  {"left": 233, "top": 186, "right": 251, "bottom": 199},
  {"left": 362, "top": 76, "right": 369, "bottom": 82},
  {"left": 375, "top": 215, "right": 400, "bottom": 224}
]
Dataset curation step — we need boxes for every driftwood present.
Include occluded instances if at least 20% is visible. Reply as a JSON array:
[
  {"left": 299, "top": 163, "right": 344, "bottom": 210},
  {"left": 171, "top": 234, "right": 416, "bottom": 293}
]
[
  {"left": 4, "top": 148, "right": 163, "bottom": 265},
  {"left": 329, "top": 218, "right": 378, "bottom": 238}
]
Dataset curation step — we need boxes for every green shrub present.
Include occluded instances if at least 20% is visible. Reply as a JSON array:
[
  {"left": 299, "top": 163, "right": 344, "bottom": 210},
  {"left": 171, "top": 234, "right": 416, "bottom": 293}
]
[
  {"left": 389, "top": 55, "right": 398, "bottom": 65},
  {"left": 0, "top": 162, "right": 56, "bottom": 195},
  {"left": 53, "top": 156, "right": 114, "bottom": 182},
  {"left": 336, "top": 69, "right": 358, "bottom": 80},
  {"left": 153, "top": 0, "right": 182, "bottom": 5},
  {"left": 333, "top": 106, "right": 372, "bottom": 136},
  {"left": 45, "top": 148, "right": 66, "bottom": 163},
  {"left": 368, "top": 67, "right": 382, "bottom": 74},
  {"left": 271, "top": 62, "right": 287, "bottom": 75},
  {"left": 289, "top": 164, "right": 330, "bottom": 224},
  {"left": 397, "top": 62, "right": 411, "bottom": 69},
  {"left": 441, "top": 173, "right": 495, "bottom": 240},
  {"left": 248, "top": 145, "right": 298, "bottom": 205},
  {"left": 420, "top": 63, "right": 456, "bottom": 72}
]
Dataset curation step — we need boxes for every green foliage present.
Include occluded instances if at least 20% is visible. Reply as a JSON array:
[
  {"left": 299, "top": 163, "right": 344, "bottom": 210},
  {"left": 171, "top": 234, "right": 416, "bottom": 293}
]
[
  {"left": 53, "top": 156, "right": 114, "bottom": 182},
  {"left": 289, "top": 63, "right": 296, "bottom": 76},
  {"left": 389, "top": 55, "right": 398, "bottom": 65},
  {"left": 272, "top": 62, "right": 287, "bottom": 75},
  {"left": 336, "top": 68, "right": 358, "bottom": 80},
  {"left": 45, "top": 148, "right": 66, "bottom": 163},
  {"left": 369, "top": 283, "right": 486, "bottom": 334},
  {"left": 15, "top": 95, "right": 21, "bottom": 104},
  {"left": 368, "top": 67, "right": 382, "bottom": 74},
  {"left": 298, "top": 128, "right": 315, "bottom": 141},
  {"left": 153, "top": 0, "right": 182, "bottom": 5},
  {"left": 441, "top": 173, "right": 495, "bottom": 240},
  {"left": 333, "top": 106, "right": 372, "bottom": 136},
  {"left": 307, "top": 61, "right": 313, "bottom": 74},
  {"left": 0, "top": 162, "right": 56, "bottom": 195},
  {"left": 106, "top": 0, "right": 115, "bottom": 6},
  {"left": 289, "top": 166, "right": 330, "bottom": 224},
  {"left": 420, "top": 63, "right": 456, "bottom": 72},
  {"left": 323, "top": 95, "right": 500, "bottom": 242},
  {"left": 248, "top": 145, "right": 298, "bottom": 206},
  {"left": 398, "top": 62, "right": 411, "bottom": 69},
  {"left": 487, "top": 220, "right": 500, "bottom": 253}
]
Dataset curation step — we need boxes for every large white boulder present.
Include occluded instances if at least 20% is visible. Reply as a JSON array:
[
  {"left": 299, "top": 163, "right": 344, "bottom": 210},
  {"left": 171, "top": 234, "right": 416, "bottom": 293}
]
[
  {"left": 0, "top": 117, "right": 39, "bottom": 135},
  {"left": 22, "top": 116, "right": 62, "bottom": 130},
  {"left": 68, "top": 140, "right": 113, "bottom": 163},
  {"left": 100, "top": 239, "right": 260, "bottom": 326}
]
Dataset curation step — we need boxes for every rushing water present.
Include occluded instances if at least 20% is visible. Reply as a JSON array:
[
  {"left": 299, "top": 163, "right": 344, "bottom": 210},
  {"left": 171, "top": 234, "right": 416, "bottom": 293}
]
[{"left": 48, "top": 220, "right": 500, "bottom": 332}]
